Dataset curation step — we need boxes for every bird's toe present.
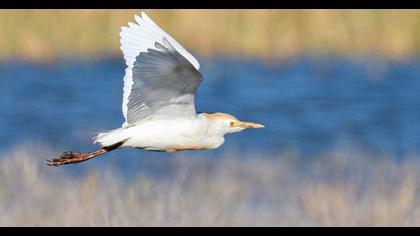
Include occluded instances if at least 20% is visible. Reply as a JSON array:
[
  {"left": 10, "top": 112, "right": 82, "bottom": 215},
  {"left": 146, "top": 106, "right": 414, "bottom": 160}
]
[
  {"left": 47, "top": 151, "right": 88, "bottom": 167},
  {"left": 46, "top": 158, "right": 62, "bottom": 167}
]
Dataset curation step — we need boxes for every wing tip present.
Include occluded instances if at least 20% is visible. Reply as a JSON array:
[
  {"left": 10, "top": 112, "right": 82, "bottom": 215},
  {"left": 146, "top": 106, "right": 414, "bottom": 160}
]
[{"left": 140, "top": 11, "right": 148, "bottom": 19}]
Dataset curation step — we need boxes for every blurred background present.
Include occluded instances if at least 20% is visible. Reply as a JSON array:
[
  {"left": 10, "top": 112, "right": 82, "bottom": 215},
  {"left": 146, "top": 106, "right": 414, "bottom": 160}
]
[{"left": 1, "top": 9, "right": 420, "bottom": 226}]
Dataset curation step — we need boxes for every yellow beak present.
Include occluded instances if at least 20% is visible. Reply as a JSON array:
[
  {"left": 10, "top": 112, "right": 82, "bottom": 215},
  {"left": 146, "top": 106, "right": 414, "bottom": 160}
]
[{"left": 231, "top": 121, "right": 265, "bottom": 129}]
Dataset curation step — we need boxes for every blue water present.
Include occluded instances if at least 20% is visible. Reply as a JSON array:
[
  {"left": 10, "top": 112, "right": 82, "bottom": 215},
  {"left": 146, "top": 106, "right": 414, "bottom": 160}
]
[{"left": 1, "top": 56, "right": 420, "bottom": 171}]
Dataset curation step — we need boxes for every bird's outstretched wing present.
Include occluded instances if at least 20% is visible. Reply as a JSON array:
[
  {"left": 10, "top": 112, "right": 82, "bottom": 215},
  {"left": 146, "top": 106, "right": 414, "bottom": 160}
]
[{"left": 120, "top": 12, "right": 201, "bottom": 126}]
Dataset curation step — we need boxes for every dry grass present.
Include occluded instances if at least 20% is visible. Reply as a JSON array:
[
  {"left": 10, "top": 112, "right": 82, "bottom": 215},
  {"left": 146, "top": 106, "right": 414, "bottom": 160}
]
[
  {"left": 1, "top": 9, "right": 420, "bottom": 61},
  {"left": 0, "top": 144, "right": 419, "bottom": 226}
]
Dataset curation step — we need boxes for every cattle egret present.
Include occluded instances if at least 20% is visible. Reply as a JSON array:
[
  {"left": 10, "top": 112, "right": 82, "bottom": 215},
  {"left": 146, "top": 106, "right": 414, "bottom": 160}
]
[{"left": 47, "top": 12, "right": 264, "bottom": 166}]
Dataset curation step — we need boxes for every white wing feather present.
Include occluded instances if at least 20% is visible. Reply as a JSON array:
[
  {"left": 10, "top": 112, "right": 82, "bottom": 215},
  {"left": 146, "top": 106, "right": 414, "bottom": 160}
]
[{"left": 120, "top": 12, "right": 200, "bottom": 127}]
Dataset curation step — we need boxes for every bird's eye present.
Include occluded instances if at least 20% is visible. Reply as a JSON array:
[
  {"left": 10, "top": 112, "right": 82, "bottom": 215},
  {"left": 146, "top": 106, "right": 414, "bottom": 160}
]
[{"left": 230, "top": 121, "right": 234, "bottom": 126}]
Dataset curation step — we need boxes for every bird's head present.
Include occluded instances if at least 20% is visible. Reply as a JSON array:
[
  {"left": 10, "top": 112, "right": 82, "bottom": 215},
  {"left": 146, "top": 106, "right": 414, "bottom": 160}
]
[{"left": 203, "top": 112, "right": 264, "bottom": 135}]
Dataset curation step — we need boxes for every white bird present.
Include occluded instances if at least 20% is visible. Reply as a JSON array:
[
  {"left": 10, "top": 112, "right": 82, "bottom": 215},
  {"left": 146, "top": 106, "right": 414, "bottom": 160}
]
[{"left": 48, "top": 12, "right": 264, "bottom": 166}]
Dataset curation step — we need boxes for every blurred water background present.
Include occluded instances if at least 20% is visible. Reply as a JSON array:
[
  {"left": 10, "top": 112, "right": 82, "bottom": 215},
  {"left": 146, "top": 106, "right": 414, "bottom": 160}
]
[
  {"left": 1, "top": 56, "right": 420, "bottom": 173},
  {"left": 1, "top": 10, "right": 420, "bottom": 226}
]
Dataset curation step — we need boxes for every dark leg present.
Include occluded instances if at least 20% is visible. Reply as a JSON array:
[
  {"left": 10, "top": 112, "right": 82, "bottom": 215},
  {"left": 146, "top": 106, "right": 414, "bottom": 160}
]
[{"left": 47, "top": 142, "right": 123, "bottom": 167}]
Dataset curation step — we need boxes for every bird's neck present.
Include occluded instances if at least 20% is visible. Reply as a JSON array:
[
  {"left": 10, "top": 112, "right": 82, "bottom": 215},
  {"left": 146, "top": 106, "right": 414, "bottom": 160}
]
[{"left": 198, "top": 113, "right": 228, "bottom": 136}]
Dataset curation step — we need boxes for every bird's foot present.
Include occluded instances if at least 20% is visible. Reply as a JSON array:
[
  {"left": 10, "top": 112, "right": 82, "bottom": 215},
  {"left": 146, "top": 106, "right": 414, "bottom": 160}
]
[{"left": 47, "top": 151, "right": 89, "bottom": 167}]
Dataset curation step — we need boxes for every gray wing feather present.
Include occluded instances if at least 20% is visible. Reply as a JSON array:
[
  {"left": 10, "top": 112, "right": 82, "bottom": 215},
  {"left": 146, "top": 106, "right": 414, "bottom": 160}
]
[{"left": 127, "top": 38, "right": 202, "bottom": 124}]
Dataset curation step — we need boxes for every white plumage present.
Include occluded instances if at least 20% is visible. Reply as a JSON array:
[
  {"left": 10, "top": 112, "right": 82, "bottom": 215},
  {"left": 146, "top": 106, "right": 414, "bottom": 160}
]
[
  {"left": 119, "top": 12, "right": 200, "bottom": 127},
  {"left": 95, "top": 114, "right": 224, "bottom": 152},
  {"left": 48, "top": 11, "right": 263, "bottom": 167}
]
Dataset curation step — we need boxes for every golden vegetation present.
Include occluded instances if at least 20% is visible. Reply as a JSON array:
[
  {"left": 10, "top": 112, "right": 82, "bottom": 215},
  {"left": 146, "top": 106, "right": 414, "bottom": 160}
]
[
  {"left": 0, "top": 144, "right": 419, "bottom": 226},
  {"left": 1, "top": 9, "right": 420, "bottom": 61}
]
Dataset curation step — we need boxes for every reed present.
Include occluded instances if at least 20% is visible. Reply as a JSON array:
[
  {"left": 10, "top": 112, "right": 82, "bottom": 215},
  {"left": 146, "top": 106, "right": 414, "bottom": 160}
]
[
  {"left": 0, "top": 143, "right": 419, "bottom": 226},
  {"left": 1, "top": 9, "right": 420, "bottom": 61}
]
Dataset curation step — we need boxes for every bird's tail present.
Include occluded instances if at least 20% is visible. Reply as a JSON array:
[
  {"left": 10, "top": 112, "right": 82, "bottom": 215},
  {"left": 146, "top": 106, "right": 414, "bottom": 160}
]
[{"left": 93, "top": 128, "right": 128, "bottom": 147}]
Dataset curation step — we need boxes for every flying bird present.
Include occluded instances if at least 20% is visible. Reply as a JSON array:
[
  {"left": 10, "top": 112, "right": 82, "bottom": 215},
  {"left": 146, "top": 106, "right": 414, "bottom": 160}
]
[{"left": 47, "top": 12, "right": 264, "bottom": 166}]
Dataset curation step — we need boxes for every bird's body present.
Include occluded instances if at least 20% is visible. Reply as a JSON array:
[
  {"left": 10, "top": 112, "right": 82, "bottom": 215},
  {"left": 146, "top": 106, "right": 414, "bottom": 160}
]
[
  {"left": 48, "top": 12, "right": 263, "bottom": 166},
  {"left": 95, "top": 113, "right": 225, "bottom": 152}
]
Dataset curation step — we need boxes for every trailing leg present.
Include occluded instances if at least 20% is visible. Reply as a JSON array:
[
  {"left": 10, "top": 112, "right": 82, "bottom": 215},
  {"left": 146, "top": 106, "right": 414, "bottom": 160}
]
[{"left": 47, "top": 142, "right": 123, "bottom": 167}]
